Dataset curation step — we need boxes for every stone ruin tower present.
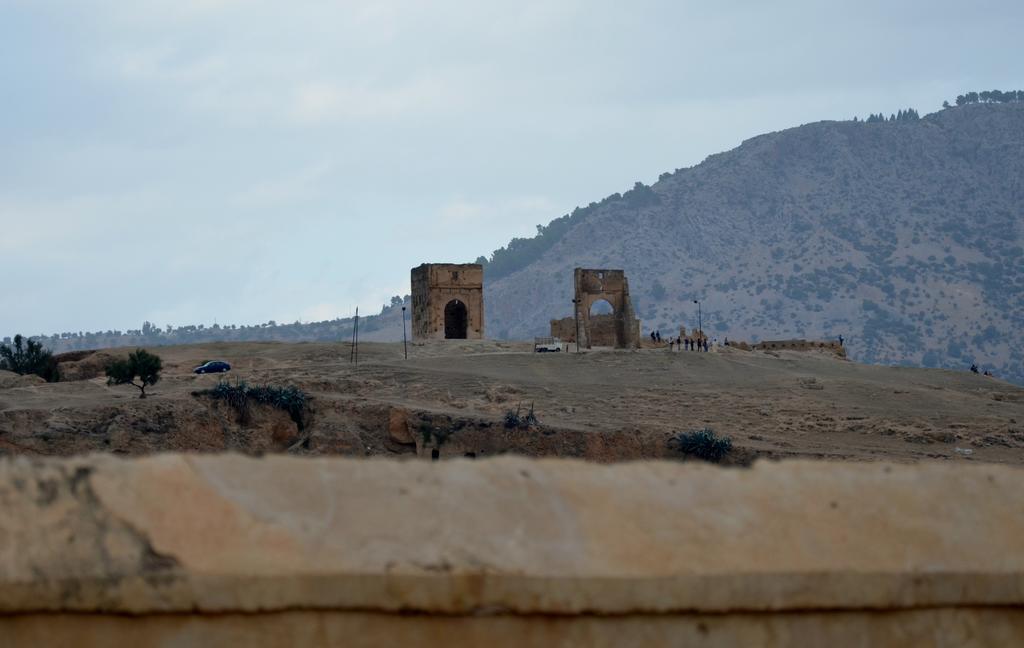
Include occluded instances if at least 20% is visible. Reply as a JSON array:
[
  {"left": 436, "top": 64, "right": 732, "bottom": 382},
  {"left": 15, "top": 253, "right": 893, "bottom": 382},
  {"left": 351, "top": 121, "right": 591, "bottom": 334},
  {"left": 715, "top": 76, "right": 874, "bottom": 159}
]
[
  {"left": 410, "top": 263, "right": 484, "bottom": 340},
  {"left": 573, "top": 268, "right": 640, "bottom": 349},
  {"left": 550, "top": 268, "right": 640, "bottom": 349}
]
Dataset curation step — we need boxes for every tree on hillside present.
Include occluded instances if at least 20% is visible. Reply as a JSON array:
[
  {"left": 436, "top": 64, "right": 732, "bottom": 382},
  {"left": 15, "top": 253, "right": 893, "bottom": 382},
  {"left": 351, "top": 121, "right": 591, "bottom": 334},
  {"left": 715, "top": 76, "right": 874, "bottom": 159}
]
[
  {"left": 862, "top": 108, "right": 919, "bottom": 123},
  {"left": 105, "top": 349, "right": 162, "bottom": 398},
  {"left": 953, "top": 89, "right": 1023, "bottom": 107},
  {"left": 0, "top": 334, "right": 58, "bottom": 382}
]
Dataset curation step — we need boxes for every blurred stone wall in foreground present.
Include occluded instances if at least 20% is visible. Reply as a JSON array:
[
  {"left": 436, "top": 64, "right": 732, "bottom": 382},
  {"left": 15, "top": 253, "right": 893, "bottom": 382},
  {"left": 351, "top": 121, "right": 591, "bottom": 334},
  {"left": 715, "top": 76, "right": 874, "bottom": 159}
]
[{"left": 1, "top": 454, "right": 1022, "bottom": 646}]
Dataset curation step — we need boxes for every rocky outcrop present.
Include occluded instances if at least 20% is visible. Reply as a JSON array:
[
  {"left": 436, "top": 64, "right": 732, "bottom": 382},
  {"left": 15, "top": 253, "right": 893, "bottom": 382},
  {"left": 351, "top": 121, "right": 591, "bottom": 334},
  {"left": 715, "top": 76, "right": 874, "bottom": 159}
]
[
  {"left": 0, "top": 370, "right": 45, "bottom": 389},
  {"left": 1, "top": 454, "right": 1023, "bottom": 644},
  {"left": 54, "top": 351, "right": 118, "bottom": 382}
]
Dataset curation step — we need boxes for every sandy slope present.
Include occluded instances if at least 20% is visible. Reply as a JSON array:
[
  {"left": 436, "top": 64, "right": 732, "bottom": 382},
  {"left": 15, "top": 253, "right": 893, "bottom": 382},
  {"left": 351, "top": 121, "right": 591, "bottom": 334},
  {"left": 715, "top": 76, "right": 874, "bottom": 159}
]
[{"left": 1, "top": 341, "right": 1021, "bottom": 464}]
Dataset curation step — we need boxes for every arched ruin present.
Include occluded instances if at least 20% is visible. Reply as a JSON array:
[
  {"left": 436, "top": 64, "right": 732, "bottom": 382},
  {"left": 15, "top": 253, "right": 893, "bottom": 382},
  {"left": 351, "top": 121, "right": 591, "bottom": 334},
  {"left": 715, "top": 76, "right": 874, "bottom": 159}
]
[
  {"left": 550, "top": 268, "right": 640, "bottom": 349},
  {"left": 411, "top": 264, "right": 484, "bottom": 340}
]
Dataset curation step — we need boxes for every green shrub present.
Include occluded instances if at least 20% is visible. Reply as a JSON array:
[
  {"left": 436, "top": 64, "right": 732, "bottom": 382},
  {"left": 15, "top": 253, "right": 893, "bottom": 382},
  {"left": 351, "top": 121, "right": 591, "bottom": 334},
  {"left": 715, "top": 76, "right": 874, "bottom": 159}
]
[
  {"left": 197, "top": 380, "right": 309, "bottom": 429},
  {"left": 105, "top": 349, "right": 162, "bottom": 398},
  {"left": 668, "top": 428, "right": 733, "bottom": 463},
  {"left": 0, "top": 334, "right": 58, "bottom": 382}
]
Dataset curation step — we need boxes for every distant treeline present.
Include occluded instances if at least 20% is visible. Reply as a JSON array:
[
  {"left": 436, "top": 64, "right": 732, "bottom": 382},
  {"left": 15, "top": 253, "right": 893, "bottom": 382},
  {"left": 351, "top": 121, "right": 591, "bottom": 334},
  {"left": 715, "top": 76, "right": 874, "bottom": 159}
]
[
  {"left": 12, "top": 296, "right": 409, "bottom": 354},
  {"left": 946, "top": 90, "right": 1024, "bottom": 107},
  {"left": 856, "top": 108, "right": 920, "bottom": 123}
]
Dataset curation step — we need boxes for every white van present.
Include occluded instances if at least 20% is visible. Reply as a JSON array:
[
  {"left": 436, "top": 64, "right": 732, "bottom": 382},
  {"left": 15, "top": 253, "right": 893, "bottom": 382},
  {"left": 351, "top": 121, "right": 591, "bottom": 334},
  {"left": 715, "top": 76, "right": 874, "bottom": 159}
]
[{"left": 533, "top": 337, "right": 565, "bottom": 353}]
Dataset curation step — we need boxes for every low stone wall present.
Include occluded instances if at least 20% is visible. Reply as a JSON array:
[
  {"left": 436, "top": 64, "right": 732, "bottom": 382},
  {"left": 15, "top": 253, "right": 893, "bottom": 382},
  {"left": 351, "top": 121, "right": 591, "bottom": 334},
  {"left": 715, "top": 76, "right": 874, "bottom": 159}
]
[
  {"left": 1, "top": 455, "right": 1022, "bottom": 645},
  {"left": 550, "top": 316, "right": 577, "bottom": 341},
  {"left": 754, "top": 338, "right": 846, "bottom": 357},
  {"left": 550, "top": 315, "right": 641, "bottom": 347}
]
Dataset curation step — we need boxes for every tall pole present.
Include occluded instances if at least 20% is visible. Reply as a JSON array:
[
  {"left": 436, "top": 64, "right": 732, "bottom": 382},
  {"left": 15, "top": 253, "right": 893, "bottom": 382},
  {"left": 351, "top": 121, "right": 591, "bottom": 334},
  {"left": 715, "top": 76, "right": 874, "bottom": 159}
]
[
  {"left": 350, "top": 309, "right": 356, "bottom": 363},
  {"left": 401, "top": 306, "right": 408, "bottom": 360},
  {"left": 693, "top": 300, "right": 702, "bottom": 348},
  {"left": 572, "top": 298, "right": 580, "bottom": 353},
  {"left": 350, "top": 307, "right": 359, "bottom": 365}
]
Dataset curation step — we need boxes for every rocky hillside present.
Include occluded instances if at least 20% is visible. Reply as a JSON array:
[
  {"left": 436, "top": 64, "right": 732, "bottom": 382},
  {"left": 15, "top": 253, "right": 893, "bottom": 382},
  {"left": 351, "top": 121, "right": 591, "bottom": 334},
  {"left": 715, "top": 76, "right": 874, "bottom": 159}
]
[{"left": 482, "top": 102, "right": 1024, "bottom": 384}]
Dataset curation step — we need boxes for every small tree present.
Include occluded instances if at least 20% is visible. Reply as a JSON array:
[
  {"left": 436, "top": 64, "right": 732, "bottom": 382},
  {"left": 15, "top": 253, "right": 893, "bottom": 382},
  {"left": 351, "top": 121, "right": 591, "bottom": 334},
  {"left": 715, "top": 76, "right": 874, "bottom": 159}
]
[
  {"left": 106, "top": 348, "right": 162, "bottom": 398},
  {"left": 0, "top": 334, "right": 58, "bottom": 382}
]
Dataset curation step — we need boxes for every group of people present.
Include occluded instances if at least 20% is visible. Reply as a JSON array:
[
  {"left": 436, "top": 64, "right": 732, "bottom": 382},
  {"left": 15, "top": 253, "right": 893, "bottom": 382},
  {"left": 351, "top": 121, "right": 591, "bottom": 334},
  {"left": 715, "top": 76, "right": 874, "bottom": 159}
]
[
  {"left": 970, "top": 363, "right": 995, "bottom": 377},
  {"left": 649, "top": 330, "right": 712, "bottom": 352}
]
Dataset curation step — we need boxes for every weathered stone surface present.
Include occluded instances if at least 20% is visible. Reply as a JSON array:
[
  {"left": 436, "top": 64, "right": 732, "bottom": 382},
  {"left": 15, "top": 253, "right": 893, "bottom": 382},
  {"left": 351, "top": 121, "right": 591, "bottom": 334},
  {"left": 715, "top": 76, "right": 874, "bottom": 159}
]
[
  {"left": 411, "top": 263, "right": 484, "bottom": 340},
  {"left": 386, "top": 407, "right": 414, "bottom": 445},
  {"left": 2, "top": 607, "right": 1023, "bottom": 647},
  {"left": 1, "top": 455, "right": 1024, "bottom": 617},
  {"left": 555, "top": 268, "right": 640, "bottom": 349}
]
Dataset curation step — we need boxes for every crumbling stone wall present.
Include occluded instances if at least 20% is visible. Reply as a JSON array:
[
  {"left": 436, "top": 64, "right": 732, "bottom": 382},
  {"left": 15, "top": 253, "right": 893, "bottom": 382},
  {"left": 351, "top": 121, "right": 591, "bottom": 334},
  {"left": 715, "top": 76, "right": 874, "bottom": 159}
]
[
  {"left": 411, "top": 263, "right": 484, "bottom": 340},
  {"left": 551, "top": 314, "right": 640, "bottom": 346},
  {"left": 679, "top": 327, "right": 708, "bottom": 342},
  {"left": 754, "top": 339, "right": 846, "bottom": 357},
  {"left": 550, "top": 317, "right": 577, "bottom": 341},
  {"left": 554, "top": 268, "right": 640, "bottom": 349},
  {"left": 589, "top": 314, "right": 640, "bottom": 347}
]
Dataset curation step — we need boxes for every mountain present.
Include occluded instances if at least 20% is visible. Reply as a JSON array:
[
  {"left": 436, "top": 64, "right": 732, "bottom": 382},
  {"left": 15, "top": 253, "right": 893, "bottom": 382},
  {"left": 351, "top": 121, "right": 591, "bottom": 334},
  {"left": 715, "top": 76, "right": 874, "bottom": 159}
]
[
  {"left": 22, "top": 102, "right": 1023, "bottom": 385},
  {"left": 481, "top": 102, "right": 1024, "bottom": 383}
]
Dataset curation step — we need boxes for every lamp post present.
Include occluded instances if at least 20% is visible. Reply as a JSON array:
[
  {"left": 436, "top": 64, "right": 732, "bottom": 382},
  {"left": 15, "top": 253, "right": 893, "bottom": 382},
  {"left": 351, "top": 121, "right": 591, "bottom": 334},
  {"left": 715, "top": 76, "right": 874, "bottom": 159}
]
[
  {"left": 693, "top": 300, "right": 702, "bottom": 346},
  {"left": 401, "top": 306, "right": 408, "bottom": 360},
  {"left": 572, "top": 298, "right": 581, "bottom": 353}
]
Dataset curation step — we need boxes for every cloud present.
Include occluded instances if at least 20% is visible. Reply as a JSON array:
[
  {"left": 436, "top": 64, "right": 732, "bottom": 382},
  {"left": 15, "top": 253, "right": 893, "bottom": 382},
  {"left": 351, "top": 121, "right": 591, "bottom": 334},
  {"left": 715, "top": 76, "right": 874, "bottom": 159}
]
[
  {"left": 288, "top": 75, "right": 467, "bottom": 124},
  {"left": 397, "top": 195, "right": 560, "bottom": 250},
  {"left": 437, "top": 196, "right": 558, "bottom": 233},
  {"left": 229, "top": 161, "right": 334, "bottom": 209},
  {"left": 4, "top": 0, "right": 1023, "bottom": 337}
]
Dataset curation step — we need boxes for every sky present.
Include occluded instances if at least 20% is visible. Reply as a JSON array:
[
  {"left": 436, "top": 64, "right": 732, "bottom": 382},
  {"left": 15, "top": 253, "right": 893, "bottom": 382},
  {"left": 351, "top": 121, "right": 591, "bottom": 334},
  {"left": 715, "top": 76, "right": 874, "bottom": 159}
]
[{"left": 2, "top": 0, "right": 1022, "bottom": 337}]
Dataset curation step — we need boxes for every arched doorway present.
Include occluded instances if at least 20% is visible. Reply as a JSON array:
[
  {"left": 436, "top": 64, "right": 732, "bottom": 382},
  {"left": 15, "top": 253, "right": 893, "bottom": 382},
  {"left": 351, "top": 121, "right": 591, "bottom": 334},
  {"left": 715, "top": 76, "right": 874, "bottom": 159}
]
[
  {"left": 586, "top": 299, "right": 617, "bottom": 347},
  {"left": 444, "top": 299, "right": 468, "bottom": 339}
]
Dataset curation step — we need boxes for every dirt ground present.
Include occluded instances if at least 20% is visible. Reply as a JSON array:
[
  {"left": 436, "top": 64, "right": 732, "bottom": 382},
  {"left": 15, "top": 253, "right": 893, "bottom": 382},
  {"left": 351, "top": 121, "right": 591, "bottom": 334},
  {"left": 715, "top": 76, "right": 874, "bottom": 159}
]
[{"left": 1, "top": 340, "right": 1022, "bottom": 464}]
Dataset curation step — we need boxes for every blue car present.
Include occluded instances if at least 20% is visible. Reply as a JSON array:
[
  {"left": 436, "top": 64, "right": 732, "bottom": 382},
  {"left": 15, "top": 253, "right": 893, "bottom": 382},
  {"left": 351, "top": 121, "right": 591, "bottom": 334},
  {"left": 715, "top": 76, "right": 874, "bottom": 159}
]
[{"left": 193, "top": 360, "right": 231, "bottom": 374}]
